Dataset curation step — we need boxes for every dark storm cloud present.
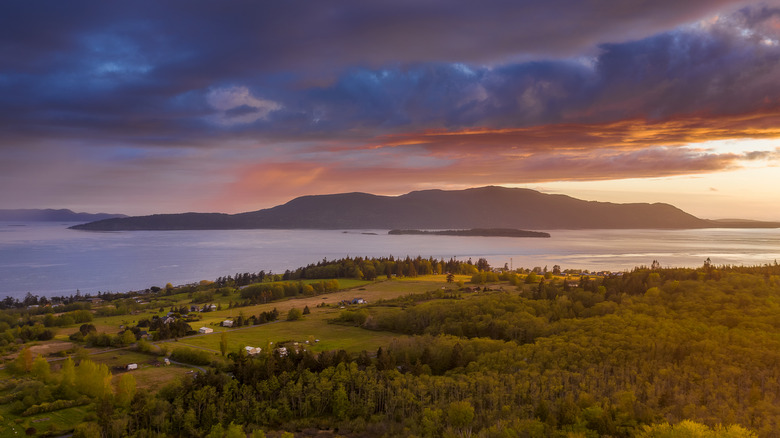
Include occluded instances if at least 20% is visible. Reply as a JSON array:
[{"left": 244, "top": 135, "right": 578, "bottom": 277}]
[
  {"left": 1, "top": 1, "right": 760, "bottom": 72},
  {"left": 312, "top": 6, "right": 780, "bottom": 133},
  {"left": 3, "top": 1, "right": 778, "bottom": 149},
  {"left": 1, "top": 1, "right": 777, "bottom": 142}
]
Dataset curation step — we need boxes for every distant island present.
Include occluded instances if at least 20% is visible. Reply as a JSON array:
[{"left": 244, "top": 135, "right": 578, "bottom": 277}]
[
  {"left": 0, "top": 208, "right": 126, "bottom": 222},
  {"left": 389, "top": 228, "right": 551, "bottom": 238},
  {"left": 69, "top": 186, "right": 780, "bottom": 231}
]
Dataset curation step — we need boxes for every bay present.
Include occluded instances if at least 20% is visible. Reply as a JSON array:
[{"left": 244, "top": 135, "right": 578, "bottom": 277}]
[{"left": 1, "top": 222, "right": 779, "bottom": 299}]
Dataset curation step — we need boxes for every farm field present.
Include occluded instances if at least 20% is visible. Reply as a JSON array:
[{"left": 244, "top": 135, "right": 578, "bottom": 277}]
[
  {"left": 0, "top": 258, "right": 509, "bottom": 436},
  {"left": 0, "top": 404, "right": 91, "bottom": 437},
  {"left": 168, "top": 311, "right": 402, "bottom": 355},
  {"left": 156, "top": 276, "right": 465, "bottom": 356},
  {"left": 188, "top": 275, "right": 464, "bottom": 329}
]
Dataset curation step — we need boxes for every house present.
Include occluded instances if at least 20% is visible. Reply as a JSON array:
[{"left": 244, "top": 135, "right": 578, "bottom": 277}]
[
  {"left": 276, "top": 347, "right": 288, "bottom": 357},
  {"left": 244, "top": 346, "right": 262, "bottom": 356},
  {"left": 199, "top": 327, "right": 213, "bottom": 334},
  {"left": 127, "top": 363, "right": 138, "bottom": 371},
  {"left": 161, "top": 316, "right": 175, "bottom": 325},
  {"left": 190, "top": 305, "right": 199, "bottom": 312},
  {"left": 351, "top": 298, "right": 366, "bottom": 304},
  {"left": 138, "top": 331, "right": 150, "bottom": 339},
  {"left": 208, "top": 304, "right": 218, "bottom": 311},
  {"left": 222, "top": 320, "right": 234, "bottom": 327},
  {"left": 164, "top": 358, "right": 170, "bottom": 366}
]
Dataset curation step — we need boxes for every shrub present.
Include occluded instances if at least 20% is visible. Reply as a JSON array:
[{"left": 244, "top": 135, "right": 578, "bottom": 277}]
[
  {"left": 170, "top": 347, "right": 212, "bottom": 366},
  {"left": 286, "top": 308, "right": 303, "bottom": 321}
]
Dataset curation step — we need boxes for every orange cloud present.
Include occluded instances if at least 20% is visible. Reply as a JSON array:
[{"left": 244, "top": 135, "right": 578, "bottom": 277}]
[{"left": 370, "top": 109, "right": 780, "bottom": 156}]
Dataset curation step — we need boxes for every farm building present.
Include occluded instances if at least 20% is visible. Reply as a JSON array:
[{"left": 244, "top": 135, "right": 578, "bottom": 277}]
[
  {"left": 222, "top": 320, "right": 234, "bottom": 327},
  {"left": 244, "top": 346, "right": 262, "bottom": 355},
  {"left": 127, "top": 363, "right": 138, "bottom": 371},
  {"left": 199, "top": 327, "right": 213, "bottom": 334}
]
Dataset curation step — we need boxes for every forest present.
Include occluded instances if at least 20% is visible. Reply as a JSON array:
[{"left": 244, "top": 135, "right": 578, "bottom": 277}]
[{"left": 1, "top": 260, "right": 778, "bottom": 437}]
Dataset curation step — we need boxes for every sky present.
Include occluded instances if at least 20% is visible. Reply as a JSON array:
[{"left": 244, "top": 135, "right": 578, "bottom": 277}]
[{"left": 2, "top": 1, "right": 780, "bottom": 220}]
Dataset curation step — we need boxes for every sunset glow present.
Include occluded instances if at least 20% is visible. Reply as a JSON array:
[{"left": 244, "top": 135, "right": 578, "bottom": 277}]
[{"left": 2, "top": 1, "right": 780, "bottom": 219}]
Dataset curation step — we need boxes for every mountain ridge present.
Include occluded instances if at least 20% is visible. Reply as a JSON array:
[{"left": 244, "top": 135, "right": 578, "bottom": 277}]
[{"left": 69, "top": 186, "right": 780, "bottom": 231}]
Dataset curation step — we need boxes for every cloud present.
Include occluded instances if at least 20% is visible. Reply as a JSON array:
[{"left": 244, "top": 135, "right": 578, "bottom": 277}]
[
  {"left": 742, "top": 148, "right": 780, "bottom": 160},
  {"left": 366, "top": 110, "right": 780, "bottom": 157},
  {"left": 2, "top": 4, "right": 780, "bottom": 147},
  {"left": 3, "top": 1, "right": 780, "bottom": 214},
  {"left": 206, "top": 86, "right": 281, "bottom": 126}
]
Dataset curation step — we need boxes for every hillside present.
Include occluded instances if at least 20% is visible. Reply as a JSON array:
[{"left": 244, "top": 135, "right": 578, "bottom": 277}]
[{"left": 69, "top": 186, "right": 777, "bottom": 231}]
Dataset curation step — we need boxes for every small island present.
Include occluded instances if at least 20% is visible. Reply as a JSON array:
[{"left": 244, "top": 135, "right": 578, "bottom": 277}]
[{"left": 388, "top": 228, "right": 551, "bottom": 238}]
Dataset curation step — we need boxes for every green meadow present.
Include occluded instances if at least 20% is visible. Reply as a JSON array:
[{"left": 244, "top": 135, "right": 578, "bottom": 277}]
[{"left": 168, "top": 311, "right": 401, "bottom": 354}]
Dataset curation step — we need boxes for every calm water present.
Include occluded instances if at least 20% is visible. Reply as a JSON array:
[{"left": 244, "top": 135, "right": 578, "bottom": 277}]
[{"left": 1, "top": 222, "right": 779, "bottom": 299}]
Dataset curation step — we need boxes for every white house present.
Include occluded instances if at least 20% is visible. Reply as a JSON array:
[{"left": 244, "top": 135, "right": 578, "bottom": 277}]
[
  {"left": 199, "top": 327, "right": 213, "bottom": 334},
  {"left": 127, "top": 363, "right": 138, "bottom": 371},
  {"left": 277, "top": 347, "right": 288, "bottom": 357},
  {"left": 222, "top": 320, "right": 234, "bottom": 327},
  {"left": 244, "top": 346, "right": 262, "bottom": 356}
]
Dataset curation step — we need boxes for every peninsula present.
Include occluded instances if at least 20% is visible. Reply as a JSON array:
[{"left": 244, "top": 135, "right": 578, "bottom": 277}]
[
  {"left": 388, "top": 228, "right": 551, "bottom": 238},
  {"left": 0, "top": 209, "right": 126, "bottom": 222}
]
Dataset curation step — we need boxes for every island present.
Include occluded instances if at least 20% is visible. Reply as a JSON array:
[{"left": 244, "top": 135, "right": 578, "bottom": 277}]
[
  {"left": 388, "top": 228, "right": 551, "bottom": 238},
  {"left": 72, "top": 186, "right": 771, "bottom": 231}
]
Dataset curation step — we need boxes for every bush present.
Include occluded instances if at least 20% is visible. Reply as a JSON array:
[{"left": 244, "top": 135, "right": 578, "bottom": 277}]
[
  {"left": 287, "top": 308, "right": 303, "bottom": 321},
  {"left": 335, "top": 309, "right": 369, "bottom": 326},
  {"left": 170, "top": 347, "right": 212, "bottom": 366},
  {"left": 21, "top": 397, "right": 89, "bottom": 416}
]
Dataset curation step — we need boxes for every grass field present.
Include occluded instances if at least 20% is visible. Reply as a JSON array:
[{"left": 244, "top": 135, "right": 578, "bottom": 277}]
[
  {"left": 188, "top": 276, "right": 454, "bottom": 326},
  {"left": 27, "top": 276, "right": 438, "bottom": 345},
  {"left": 162, "top": 276, "right": 459, "bottom": 354},
  {"left": 167, "top": 311, "right": 401, "bottom": 355},
  {"left": 0, "top": 405, "right": 91, "bottom": 438},
  {"left": 118, "top": 363, "right": 193, "bottom": 390},
  {"left": 89, "top": 349, "right": 162, "bottom": 369},
  {"left": 86, "top": 348, "right": 196, "bottom": 390}
]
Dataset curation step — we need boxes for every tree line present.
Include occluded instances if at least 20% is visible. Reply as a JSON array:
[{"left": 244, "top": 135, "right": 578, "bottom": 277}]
[{"left": 69, "top": 263, "right": 778, "bottom": 437}]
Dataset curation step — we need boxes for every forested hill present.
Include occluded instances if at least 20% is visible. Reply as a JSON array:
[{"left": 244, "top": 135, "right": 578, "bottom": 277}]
[
  {"left": 70, "top": 186, "right": 776, "bottom": 231},
  {"left": 0, "top": 209, "right": 126, "bottom": 222}
]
